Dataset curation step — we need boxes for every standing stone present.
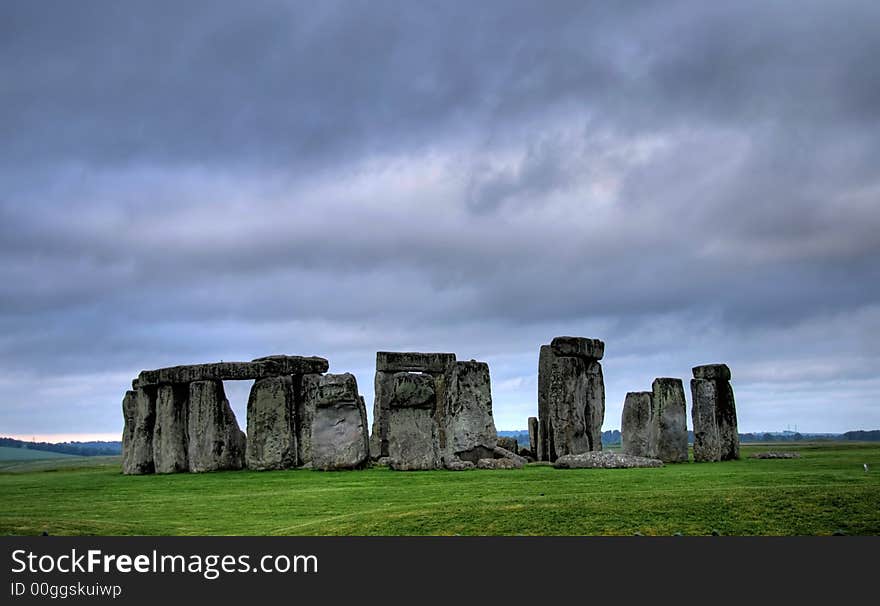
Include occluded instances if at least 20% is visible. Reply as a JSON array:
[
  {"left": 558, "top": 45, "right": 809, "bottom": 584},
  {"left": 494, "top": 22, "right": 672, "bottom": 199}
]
[
  {"left": 621, "top": 391, "right": 657, "bottom": 459},
  {"left": 295, "top": 373, "right": 324, "bottom": 465},
  {"left": 187, "top": 380, "right": 246, "bottom": 472},
  {"left": 307, "top": 373, "right": 369, "bottom": 470},
  {"left": 246, "top": 375, "right": 297, "bottom": 470},
  {"left": 691, "top": 364, "right": 739, "bottom": 461},
  {"left": 152, "top": 384, "right": 189, "bottom": 473},
  {"left": 528, "top": 416, "right": 538, "bottom": 460},
  {"left": 537, "top": 337, "right": 605, "bottom": 461},
  {"left": 652, "top": 378, "right": 688, "bottom": 463},
  {"left": 691, "top": 378, "right": 721, "bottom": 462},
  {"left": 369, "top": 371, "right": 395, "bottom": 460},
  {"left": 122, "top": 387, "right": 156, "bottom": 474},
  {"left": 448, "top": 361, "right": 498, "bottom": 463},
  {"left": 547, "top": 355, "right": 590, "bottom": 458},
  {"left": 387, "top": 372, "right": 441, "bottom": 470}
]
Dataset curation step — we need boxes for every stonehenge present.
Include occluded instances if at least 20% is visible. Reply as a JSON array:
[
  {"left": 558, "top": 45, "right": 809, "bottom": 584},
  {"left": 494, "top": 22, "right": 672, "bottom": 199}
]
[
  {"left": 536, "top": 337, "right": 605, "bottom": 461},
  {"left": 370, "top": 351, "right": 512, "bottom": 470},
  {"left": 121, "top": 343, "right": 743, "bottom": 475},
  {"left": 620, "top": 378, "right": 690, "bottom": 463},
  {"left": 691, "top": 364, "right": 740, "bottom": 462},
  {"left": 122, "top": 355, "right": 369, "bottom": 474}
]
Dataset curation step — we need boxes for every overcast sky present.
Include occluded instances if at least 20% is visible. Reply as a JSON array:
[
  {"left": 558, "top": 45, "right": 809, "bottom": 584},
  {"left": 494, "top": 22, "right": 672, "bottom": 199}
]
[{"left": 2, "top": 0, "right": 878, "bottom": 441}]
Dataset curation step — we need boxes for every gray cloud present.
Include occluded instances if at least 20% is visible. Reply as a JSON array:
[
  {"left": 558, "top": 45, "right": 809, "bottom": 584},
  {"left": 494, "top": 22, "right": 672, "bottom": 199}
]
[{"left": 1, "top": 0, "right": 879, "bottom": 437}]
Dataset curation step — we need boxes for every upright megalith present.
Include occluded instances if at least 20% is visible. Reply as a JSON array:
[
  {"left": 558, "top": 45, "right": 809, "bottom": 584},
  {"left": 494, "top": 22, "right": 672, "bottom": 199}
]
[
  {"left": 536, "top": 337, "right": 605, "bottom": 461},
  {"left": 528, "top": 416, "right": 538, "bottom": 458},
  {"left": 123, "top": 355, "right": 332, "bottom": 474},
  {"left": 690, "top": 364, "right": 739, "bottom": 462},
  {"left": 386, "top": 372, "right": 441, "bottom": 470},
  {"left": 121, "top": 387, "right": 156, "bottom": 475},
  {"left": 652, "top": 378, "right": 688, "bottom": 463},
  {"left": 246, "top": 375, "right": 297, "bottom": 470},
  {"left": 306, "top": 373, "right": 369, "bottom": 470},
  {"left": 448, "top": 361, "right": 497, "bottom": 463},
  {"left": 152, "top": 384, "right": 189, "bottom": 473},
  {"left": 187, "top": 380, "right": 246, "bottom": 472},
  {"left": 621, "top": 391, "right": 657, "bottom": 459}
]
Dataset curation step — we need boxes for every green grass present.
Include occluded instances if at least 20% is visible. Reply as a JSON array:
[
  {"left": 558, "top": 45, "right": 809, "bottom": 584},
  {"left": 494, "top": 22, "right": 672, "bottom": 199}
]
[
  {"left": 0, "top": 445, "right": 77, "bottom": 462},
  {"left": 1, "top": 443, "right": 878, "bottom": 536}
]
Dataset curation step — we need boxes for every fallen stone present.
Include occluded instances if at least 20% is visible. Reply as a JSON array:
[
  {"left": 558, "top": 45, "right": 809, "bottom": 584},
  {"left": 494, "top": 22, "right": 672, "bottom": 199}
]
[
  {"left": 187, "top": 380, "right": 246, "bottom": 472},
  {"left": 246, "top": 375, "right": 297, "bottom": 470},
  {"left": 621, "top": 391, "right": 657, "bottom": 459},
  {"left": 652, "top": 378, "right": 688, "bottom": 463},
  {"left": 553, "top": 451, "right": 663, "bottom": 469},
  {"left": 152, "top": 384, "right": 189, "bottom": 473},
  {"left": 749, "top": 452, "right": 801, "bottom": 459},
  {"left": 550, "top": 336, "right": 605, "bottom": 360},
  {"left": 137, "top": 356, "right": 329, "bottom": 387},
  {"left": 692, "top": 364, "right": 731, "bottom": 381},
  {"left": 493, "top": 446, "right": 528, "bottom": 465},
  {"left": 477, "top": 457, "right": 523, "bottom": 470},
  {"left": 444, "top": 459, "right": 476, "bottom": 471},
  {"left": 496, "top": 436, "right": 519, "bottom": 452}
]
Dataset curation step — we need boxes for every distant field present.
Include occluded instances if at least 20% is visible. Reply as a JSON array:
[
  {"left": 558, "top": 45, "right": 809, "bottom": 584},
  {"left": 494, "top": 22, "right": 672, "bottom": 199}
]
[
  {"left": 0, "top": 443, "right": 878, "bottom": 536},
  {"left": 0, "top": 446, "right": 76, "bottom": 463}
]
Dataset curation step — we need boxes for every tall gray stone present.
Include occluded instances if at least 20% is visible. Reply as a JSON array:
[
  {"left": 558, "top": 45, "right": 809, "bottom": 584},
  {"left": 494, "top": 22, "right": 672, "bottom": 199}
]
[
  {"left": 152, "top": 384, "right": 189, "bottom": 473},
  {"left": 621, "top": 391, "right": 657, "bottom": 459},
  {"left": 528, "top": 416, "right": 538, "bottom": 458},
  {"left": 307, "top": 373, "right": 369, "bottom": 470},
  {"left": 652, "top": 378, "right": 688, "bottom": 463},
  {"left": 691, "top": 364, "right": 739, "bottom": 462},
  {"left": 122, "top": 387, "right": 156, "bottom": 474},
  {"left": 691, "top": 378, "right": 721, "bottom": 462},
  {"left": 187, "top": 380, "right": 246, "bottom": 472},
  {"left": 387, "top": 372, "right": 441, "bottom": 470},
  {"left": 246, "top": 375, "right": 297, "bottom": 470},
  {"left": 448, "top": 361, "right": 497, "bottom": 463},
  {"left": 369, "top": 370, "right": 395, "bottom": 459},
  {"left": 537, "top": 337, "right": 605, "bottom": 461}
]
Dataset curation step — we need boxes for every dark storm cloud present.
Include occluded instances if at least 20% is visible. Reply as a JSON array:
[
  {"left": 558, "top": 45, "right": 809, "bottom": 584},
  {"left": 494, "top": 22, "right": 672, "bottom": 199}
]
[{"left": 1, "top": 0, "right": 879, "bottom": 436}]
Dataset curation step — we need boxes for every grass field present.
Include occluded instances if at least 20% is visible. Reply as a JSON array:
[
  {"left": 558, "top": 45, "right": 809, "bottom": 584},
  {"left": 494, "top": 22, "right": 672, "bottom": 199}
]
[
  {"left": 1, "top": 443, "right": 878, "bottom": 536},
  {"left": 0, "top": 445, "right": 76, "bottom": 463}
]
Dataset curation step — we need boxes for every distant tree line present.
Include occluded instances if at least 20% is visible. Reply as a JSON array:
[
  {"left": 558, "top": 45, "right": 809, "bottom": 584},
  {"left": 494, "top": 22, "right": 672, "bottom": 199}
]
[{"left": 0, "top": 437, "right": 122, "bottom": 456}]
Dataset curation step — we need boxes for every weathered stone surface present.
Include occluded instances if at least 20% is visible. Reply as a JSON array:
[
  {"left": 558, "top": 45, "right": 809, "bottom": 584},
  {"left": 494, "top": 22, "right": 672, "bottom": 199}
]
[
  {"left": 246, "top": 375, "right": 297, "bottom": 470},
  {"left": 547, "top": 355, "right": 590, "bottom": 458},
  {"left": 496, "top": 436, "right": 519, "bottom": 452},
  {"left": 387, "top": 407, "right": 441, "bottom": 470},
  {"left": 652, "top": 378, "right": 688, "bottom": 463},
  {"left": 691, "top": 378, "right": 721, "bottom": 462},
  {"left": 390, "top": 372, "right": 436, "bottom": 408},
  {"left": 528, "top": 416, "right": 538, "bottom": 459},
  {"left": 584, "top": 360, "right": 605, "bottom": 452},
  {"left": 493, "top": 446, "right": 528, "bottom": 465},
  {"left": 716, "top": 380, "right": 740, "bottom": 461},
  {"left": 550, "top": 336, "right": 605, "bottom": 360},
  {"left": 553, "top": 451, "right": 663, "bottom": 469},
  {"left": 152, "top": 384, "right": 189, "bottom": 473},
  {"left": 187, "top": 380, "right": 246, "bottom": 472},
  {"left": 448, "top": 361, "right": 498, "bottom": 461},
  {"left": 137, "top": 356, "right": 329, "bottom": 387},
  {"left": 750, "top": 452, "right": 801, "bottom": 459},
  {"left": 308, "top": 374, "right": 369, "bottom": 470},
  {"left": 295, "top": 373, "right": 325, "bottom": 465},
  {"left": 376, "top": 351, "right": 456, "bottom": 373},
  {"left": 692, "top": 364, "right": 731, "bottom": 381},
  {"left": 621, "top": 391, "right": 657, "bottom": 459},
  {"left": 536, "top": 346, "right": 553, "bottom": 461},
  {"left": 369, "top": 371, "right": 395, "bottom": 459},
  {"left": 122, "top": 387, "right": 156, "bottom": 474},
  {"left": 477, "top": 457, "right": 523, "bottom": 470}
]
